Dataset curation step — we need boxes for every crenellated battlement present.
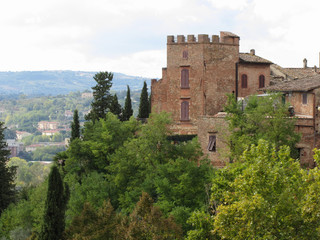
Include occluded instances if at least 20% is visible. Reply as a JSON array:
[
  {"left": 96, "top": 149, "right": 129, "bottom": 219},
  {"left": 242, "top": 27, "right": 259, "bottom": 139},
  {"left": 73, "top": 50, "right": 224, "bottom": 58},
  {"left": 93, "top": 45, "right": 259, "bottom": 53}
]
[{"left": 167, "top": 32, "right": 239, "bottom": 45}]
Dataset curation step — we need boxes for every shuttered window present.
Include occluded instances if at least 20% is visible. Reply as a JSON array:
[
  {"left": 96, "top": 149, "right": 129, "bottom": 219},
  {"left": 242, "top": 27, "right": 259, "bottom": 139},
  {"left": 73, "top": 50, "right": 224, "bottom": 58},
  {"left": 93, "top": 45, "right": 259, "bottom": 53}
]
[
  {"left": 207, "top": 135, "right": 216, "bottom": 152},
  {"left": 181, "top": 101, "right": 189, "bottom": 120},
  {"left": 241, "top": 74, "right": 247, "bottom": 88},
  {"left": 181, "top": 69, "right": 189, "bottom": 88},
  {"left": 259, "top": 75, "right": 265, "bottom": 88},
  {"left": 302, "top": 93, "right": 308, "bottom": 104}
]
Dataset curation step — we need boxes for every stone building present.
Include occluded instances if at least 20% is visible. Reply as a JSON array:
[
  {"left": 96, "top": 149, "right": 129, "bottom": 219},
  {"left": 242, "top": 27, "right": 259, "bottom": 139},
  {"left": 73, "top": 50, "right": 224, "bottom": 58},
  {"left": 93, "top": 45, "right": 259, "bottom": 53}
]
[
  {"left": 151, "top": 31, "right": 320, "bottom": 167},
  {"left": 264, "top": 75, "right": 320, "bottom": 168},
  {"left": 151, "top": 32, "right": 272, "bottom": 167}
]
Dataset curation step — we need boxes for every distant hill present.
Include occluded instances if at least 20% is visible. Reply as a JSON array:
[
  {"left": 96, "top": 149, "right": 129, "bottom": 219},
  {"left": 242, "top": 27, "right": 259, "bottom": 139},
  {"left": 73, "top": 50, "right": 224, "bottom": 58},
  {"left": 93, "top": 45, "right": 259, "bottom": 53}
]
[{"left": 0, "top": 71, "right": 151, "bottom": 96}]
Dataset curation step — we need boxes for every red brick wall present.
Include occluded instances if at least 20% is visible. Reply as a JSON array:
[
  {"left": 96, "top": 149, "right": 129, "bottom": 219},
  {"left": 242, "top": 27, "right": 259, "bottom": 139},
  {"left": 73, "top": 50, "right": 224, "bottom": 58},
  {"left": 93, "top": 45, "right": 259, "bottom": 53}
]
[{"left": 238, "top": 63, "right": 270, "bottom": 97}]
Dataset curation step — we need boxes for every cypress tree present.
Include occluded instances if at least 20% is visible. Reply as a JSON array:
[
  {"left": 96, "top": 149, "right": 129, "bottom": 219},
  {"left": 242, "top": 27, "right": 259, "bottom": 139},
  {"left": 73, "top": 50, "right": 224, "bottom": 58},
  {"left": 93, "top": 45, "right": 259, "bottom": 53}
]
[
  {"left": 85, "top": 71, "right": 113, "bottom": 122},
  {"left": 70, "top": 109, "right": 80, "bottom": 142},
  {"left": 39, "top": 166, "right": 69, "bottom": 240},
  {"left": 109, "top": 94, "right": 122, "bottom": 119},
  {"left": 138, "top": 81, "right": 149, "bottom": 119},
  {"left": 122, "top": 85, "right": 133, "bottom": 121},
  {"left": 0, "top": 122, "right": 16, "bottom": 216}
]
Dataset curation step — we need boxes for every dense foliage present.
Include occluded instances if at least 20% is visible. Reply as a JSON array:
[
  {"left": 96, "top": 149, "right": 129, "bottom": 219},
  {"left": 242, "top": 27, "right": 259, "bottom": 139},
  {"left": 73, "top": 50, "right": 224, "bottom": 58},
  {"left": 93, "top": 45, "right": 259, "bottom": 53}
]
[
  {"left": 122, "top": 85, "right": 133, "bottom": 121},
  {"left": 70, "top": 109, "right": 80, "bottom": 142},
  {"left": 224, "top": 93, "right": 300, "bottom": 160},
  {"left": 2, "top": 90, "right": 320, "bottom": 239},
  {"left": 39, "top": 166, "right": 69, "bottom": 240},
  {"left": 0, "top": 122, "right": 16, "bottom": 216},
  {"left": 211, "top": 140, "right": 320, "bottom": 239},
  {"left": 138, "top": 81, "right": 149, "bottom": 119},
  {"left": 85, "top": 72, "right": 113, "bottom": 122}
]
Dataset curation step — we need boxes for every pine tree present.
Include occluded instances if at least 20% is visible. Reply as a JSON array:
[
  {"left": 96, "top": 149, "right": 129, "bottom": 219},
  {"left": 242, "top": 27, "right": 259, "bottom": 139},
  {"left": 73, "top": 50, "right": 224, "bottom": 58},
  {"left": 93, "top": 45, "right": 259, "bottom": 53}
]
[
  {"left": 70, "top": 109, "right": 80, "bottom": 142},
  {"left": 109, "top": 94, "right": 122, "bottom": 119},
  {"left": 138, "top": 81, "right": 149, "bottom": 119},
  {"left": 85, "top": 72, "right": 113, "bottom": 122},
  {"left": 122, "top": 85, "right": 133, "bottom": 121},
  {"left": 0, "top": 122, "right": 16, "bottom": 216},
  {"left": 39, "top": 166, "right": 69, "bottom": 240}
]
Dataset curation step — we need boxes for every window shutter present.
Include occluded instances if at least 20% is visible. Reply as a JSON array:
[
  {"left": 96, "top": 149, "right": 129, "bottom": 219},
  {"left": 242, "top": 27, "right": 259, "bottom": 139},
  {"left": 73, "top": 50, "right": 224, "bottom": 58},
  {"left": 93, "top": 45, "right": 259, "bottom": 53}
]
[
  {"left": 207, "top": 135, "right": 216, "bottom": 151},
  {"left": 181, "top": 69, "right": 189, "bottom": 88},
  {"left": 259, "top": 75, "right": 265, "bottom": 88},
  {"left": 181, "top": 101, "right": 189, "bottom": 120},
  {"left": 241, "top": 74, "right": 247, "bottom": 88}
]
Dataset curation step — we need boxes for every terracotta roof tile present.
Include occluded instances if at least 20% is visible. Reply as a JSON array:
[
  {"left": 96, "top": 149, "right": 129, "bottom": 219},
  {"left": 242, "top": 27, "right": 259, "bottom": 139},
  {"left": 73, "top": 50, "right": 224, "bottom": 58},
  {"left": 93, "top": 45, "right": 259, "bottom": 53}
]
[
  {"left": 271, "top": 64, "right": 318, "bottom": 80},
  {"left": 264, "top": 75, "right": 320, "bottom": 92},
  {"left": 239, "top": 53, "right": 272, "bottom": 64}
]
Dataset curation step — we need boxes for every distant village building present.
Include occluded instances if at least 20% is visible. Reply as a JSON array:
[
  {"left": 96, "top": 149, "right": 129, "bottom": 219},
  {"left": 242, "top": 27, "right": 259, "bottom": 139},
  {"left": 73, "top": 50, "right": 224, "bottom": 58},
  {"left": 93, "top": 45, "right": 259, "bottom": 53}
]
[
  {"left": 25, "top": 142, "right": 66, "bottom": 152},
  {"left": 81, "top": 92, "right": 93, "bottom": 98},
  {"left": 6, "top": 139, "right": 24, "bottom": 157},
  {"left": 38, "top": 121, "right": 59, "bottom": 130},
  {"left": 64, "top": 110, "right": 73, "bottom": 118},
  {"left": 16, "top": 131, "right": 32, "bottom": 141},
  {"left": 42, "top": 130, "right": 60, "bottom": 136},
  {"left": 151, "top": 31, "right": 320, "bottom": 168}
]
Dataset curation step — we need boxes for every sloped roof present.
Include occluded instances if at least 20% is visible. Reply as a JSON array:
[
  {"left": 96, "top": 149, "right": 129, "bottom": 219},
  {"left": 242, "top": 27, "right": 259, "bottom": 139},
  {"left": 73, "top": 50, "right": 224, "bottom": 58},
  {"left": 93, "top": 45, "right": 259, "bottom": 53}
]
[
  {"left": 264, "top": 75, "right": 320, "bottom": 92},
  {"left": 239, "top": 53, "right": 273, "bottom": 64},
  {"left": 271, "top": 64, "right": 318, "bottom": 79}
]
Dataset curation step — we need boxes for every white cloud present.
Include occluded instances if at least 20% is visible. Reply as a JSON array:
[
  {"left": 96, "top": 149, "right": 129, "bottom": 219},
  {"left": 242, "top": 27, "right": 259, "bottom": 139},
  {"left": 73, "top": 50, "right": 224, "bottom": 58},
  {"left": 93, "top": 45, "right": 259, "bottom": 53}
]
[
  {"left": 206, "top": 0, "right": 248, "bottom": 10},
  {"left": 0, "top": 0, "right": 320, "bottom": 78}
]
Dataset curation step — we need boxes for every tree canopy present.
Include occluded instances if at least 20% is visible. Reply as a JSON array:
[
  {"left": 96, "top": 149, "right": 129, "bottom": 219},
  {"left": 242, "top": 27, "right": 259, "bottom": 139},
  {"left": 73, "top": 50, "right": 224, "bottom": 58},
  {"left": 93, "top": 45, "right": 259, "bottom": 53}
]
[
  {"left": 70, "top": 109, "right": 80, "bottom": 142},
  {"left": 39, "top": 166, "right": 69, "bottom": 240},
  {"left": 224, "top": 93, "right": 300, "bottom": 160},
  {"left": 85, "top": 71, "right": 113, "bottom": 122},
  {"left": 138, "top": 81, "right": 149, "bottom": 119},
  {"left": 122, "top": 85, "right": 133, "bottom": 121}
]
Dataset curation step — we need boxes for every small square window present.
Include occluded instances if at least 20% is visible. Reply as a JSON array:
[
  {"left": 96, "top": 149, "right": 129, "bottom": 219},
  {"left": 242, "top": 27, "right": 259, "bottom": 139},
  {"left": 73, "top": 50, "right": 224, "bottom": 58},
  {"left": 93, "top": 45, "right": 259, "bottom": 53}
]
[{"left": 207, "top": 135, "right": 216, "bottom": 152}]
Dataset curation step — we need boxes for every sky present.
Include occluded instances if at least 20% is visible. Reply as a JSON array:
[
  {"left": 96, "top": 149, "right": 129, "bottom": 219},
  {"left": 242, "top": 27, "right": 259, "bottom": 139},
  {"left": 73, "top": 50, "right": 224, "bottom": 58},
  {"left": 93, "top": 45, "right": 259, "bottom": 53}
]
[{"left": 1, "top": 0, "right": 319, "bottom": 78}]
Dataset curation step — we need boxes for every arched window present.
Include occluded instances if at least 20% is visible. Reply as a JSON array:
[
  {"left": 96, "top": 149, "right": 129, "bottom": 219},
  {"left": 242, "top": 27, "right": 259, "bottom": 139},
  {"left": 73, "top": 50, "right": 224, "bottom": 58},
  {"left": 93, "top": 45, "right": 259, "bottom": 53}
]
[
  {"left": 181, "top": 69, "right": 189, "bottom": 88},
  {"left": 259, "top": 75, "right": 265, "bottom": 88},
  {"left": 181, "top": 101, "right": 189, "bottom": 120},
  {"left": 241, "top": 74, "right": 247, "bottom": 88},
  {"left": 182, "top": 50, "right": 188, "bottom": 59}
]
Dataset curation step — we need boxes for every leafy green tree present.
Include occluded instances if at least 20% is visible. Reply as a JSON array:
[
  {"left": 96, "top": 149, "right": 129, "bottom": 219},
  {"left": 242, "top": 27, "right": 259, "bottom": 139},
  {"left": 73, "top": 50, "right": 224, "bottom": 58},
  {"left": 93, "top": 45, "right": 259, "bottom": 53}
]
[
  {"left": 224, "top": 93, "right": 300, "bottom": 160},
  {"left": 70, "top": 109, "right": 80, "bottom": 142},
  {"left": 122, "top": 85, "right": 133, "bottom": 121},
  {"left": 186, "top": 211, "right": 216, "bottom": 240},
  {"left": 65, "top": 201, "right": 121, "bottom": 240},
  {"left": 65, "top": 171, "right": 111, "bottom": 223},
  {"left": 138, "top": 81, "right": 149, "bottom": 119},
  {"left": 126, "top": 192, "right": 183, "bottom": 240},
  {"left": 85, "top": 72, "right": 113, "bottom": 122},
  {"left": 212, "top": 140, "right": 317, "bottom": 239},
  {"left": 64, "top": 113, "right": 139, "bottom": 177},
  {"left": 0, "top": 122, "right": 16, "bottom": 216},
  {"left": 39, "top": 166, "right": 69, "bottom": 240},
  {"left": 4, "top": 128, "right": 16, "bottom": 139},
  {"left": 109, "top": 94, "right": 122, "bottom": 119},
  {"left": 106, "top": 112, "right": 212, "bottom": 234}
]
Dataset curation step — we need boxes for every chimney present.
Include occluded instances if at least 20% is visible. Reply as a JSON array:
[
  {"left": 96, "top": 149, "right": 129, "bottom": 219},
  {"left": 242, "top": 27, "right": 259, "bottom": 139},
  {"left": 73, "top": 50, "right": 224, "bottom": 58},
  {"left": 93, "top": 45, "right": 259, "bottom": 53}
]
[
  {"left": 250, "top": 49, "right": 255, "bottom": 55},
  {"left": 303, "top": 58, "right": 307, "bottom": 68}
]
